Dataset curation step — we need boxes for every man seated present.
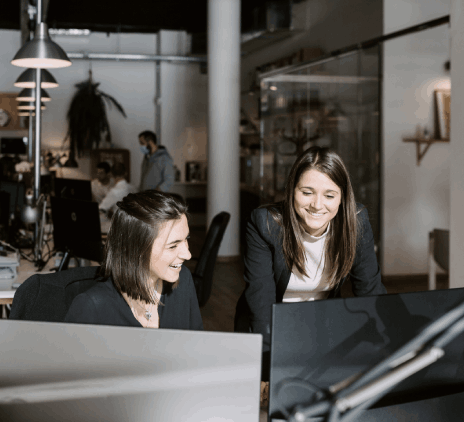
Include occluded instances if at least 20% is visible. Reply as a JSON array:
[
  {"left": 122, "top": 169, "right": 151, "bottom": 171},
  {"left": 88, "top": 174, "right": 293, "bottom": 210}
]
[
  {"left": 99, "top": 162, "right": 137, "bottom": 215},
  {"left": 91, "top": 161, "right": 115, "bottom": 203}
]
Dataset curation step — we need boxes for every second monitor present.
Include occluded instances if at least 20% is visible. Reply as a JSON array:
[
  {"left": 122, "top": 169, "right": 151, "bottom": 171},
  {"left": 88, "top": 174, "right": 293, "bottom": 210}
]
[
  {"left": 50, "top": 197, "right": 103, "bottom": 263},
  {"left": 54, "top": 178, "right": 92, "bottom": 202},
  {"left": 270, "top": 289, "right": 464, "bottom": 421}
]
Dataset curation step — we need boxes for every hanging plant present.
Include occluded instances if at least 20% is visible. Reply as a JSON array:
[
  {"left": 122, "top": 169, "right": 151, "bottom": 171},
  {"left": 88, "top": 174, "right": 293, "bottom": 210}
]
[{"left": 64, "top": 70, "right": 127, "bottom": 158}]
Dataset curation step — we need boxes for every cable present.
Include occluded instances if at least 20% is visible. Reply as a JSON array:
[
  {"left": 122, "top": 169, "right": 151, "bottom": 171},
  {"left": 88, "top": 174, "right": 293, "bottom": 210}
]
[
  {"left": 275, "top": 378, "right": 327, "bottom": 419},
  {"left": 0, "top": 239, "right": 34, "bottom": 262}
]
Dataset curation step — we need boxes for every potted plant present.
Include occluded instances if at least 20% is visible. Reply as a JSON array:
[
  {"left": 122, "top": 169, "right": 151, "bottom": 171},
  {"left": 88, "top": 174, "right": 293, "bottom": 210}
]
[{"left": 64, "top": 70, "right": 126, "bottom": 166}]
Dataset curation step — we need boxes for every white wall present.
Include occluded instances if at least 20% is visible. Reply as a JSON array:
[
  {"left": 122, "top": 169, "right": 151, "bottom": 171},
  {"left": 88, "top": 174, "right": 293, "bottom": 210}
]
[
  {"left": 383, "top": 0, "right": 450, "bottom": 275},
  {"left": 159, "top": 30, "right": 208, "bottom": 182},
  {"left": 0, "top": 29, "right": 207, "bottom": 185}
]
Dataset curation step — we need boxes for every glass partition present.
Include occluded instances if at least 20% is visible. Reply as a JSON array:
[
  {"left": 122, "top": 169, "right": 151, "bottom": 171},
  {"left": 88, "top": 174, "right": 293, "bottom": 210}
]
[{"left": 255, "top": 46, "right": 381, "bottom": 246}]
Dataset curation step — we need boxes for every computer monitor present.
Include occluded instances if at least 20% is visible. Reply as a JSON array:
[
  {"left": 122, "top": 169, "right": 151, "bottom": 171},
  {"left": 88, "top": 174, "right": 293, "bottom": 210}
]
[
  {"left": 50, "top": 197, "right": 103, "bottom": 262},
  {"left": 0, "top": 137, "right": 27, "bottom": 155},
  {"left": 0, "top": 181, "right": 25, "bottom": 219},
  {"left": 0, "top": 191, "right": 9, "bottom": 227},
  {"left": 269, "top": 289, "right": 464, "bottom": 421},
  {"left": 54, "top": 177, "right": 92, "bottom": 202},
  {"left": 0, "top": 320, "right": 262, "bottom": 422}
]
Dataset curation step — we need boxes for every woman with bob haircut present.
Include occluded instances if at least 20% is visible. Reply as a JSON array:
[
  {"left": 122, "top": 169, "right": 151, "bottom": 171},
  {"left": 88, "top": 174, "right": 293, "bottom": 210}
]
[
  {"left": 65, "top": 190, "right": 203, "bottom": 331},
  {"left": 235, "top": 146, "right": 386, "bottom": 379}
]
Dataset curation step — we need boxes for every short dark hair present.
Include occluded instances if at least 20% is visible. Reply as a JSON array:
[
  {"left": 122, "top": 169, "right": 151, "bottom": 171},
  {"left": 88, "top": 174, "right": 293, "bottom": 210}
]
[
  {"left": 267, "top": 146, "right": 358, "bottom": 287},
  {"left": 138, "top": 130, "right": 157, "bottom": 144},
  {"left": 96, "top": 161, "right": 111, "bottom": 174},
  {"left": 101, "top": 190, "right": 188, "bottom": 304},
  {"left": 111, "top": 162, "right": 126, "bottom": 178}
]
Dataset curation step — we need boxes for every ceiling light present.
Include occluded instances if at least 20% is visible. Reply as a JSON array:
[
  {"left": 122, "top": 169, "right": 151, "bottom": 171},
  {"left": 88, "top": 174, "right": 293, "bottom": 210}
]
[
  {"left": 14, "top": 68, "right": 58, "bottom": 88},
  {"left": 17, "top": 102, "right": 46, "bottom": 110},
  {"left": 270, "top": 86, "right": 278, "bottom": 91},
  {"left": 16, "top": 88, "right": 51, "bottom": 102},
  {"left": 18, "top": 111, "right": 36, "bottom": 116},
  {"left": 11, "top": 22, "right": 72, "bottom": 69}
]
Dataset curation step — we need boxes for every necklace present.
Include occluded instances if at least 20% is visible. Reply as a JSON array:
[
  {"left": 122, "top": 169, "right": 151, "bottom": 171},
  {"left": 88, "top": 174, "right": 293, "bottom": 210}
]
[{"left": 126, "top": 279, "right": 161, "bottom": 327}]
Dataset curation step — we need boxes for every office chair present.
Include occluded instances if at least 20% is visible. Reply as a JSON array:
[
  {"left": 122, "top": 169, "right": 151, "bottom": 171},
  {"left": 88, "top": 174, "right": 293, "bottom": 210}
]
[
  {"left": 9, "top": 266, "right": 100, "bottom": 322},
  {"left": 428, "top": 229, "right": 449, "bottom": 290},
  {"left": 192, "top": 211, "right": 230, "bottom": 307}
]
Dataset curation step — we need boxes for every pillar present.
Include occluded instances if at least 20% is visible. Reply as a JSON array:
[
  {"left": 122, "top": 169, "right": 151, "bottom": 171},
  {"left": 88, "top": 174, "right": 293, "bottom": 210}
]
[{"left": 207, "top": 0, "right": 241, "bottom": 258}]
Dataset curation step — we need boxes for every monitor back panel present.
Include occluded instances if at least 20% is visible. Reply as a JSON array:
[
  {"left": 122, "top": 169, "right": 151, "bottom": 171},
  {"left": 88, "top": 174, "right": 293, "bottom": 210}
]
[
  {"left": 0, "top": 320, "right": 262, "bottom": 422},
  {"left": 0, "top": 137, "right": 27, "bottom": 155},
  {"left": 0, "top": 181, "right": 24, "bottom": 218},
  {"left": 0, "top": 190, "right": 10, "bottom": 226},
  {"left": 54, "top": 177, "right": 92, "bottom": 202},
  {"left": 50, "top": 196, "right": 103, "bottom": 262},
  {"left": 270, "top": 289, "right": 464, "bottom": 420}
]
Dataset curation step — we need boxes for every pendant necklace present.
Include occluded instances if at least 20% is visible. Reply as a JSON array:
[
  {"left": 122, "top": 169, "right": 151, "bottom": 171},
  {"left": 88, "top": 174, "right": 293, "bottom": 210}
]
[{"left": 128, "top": 279, "right": 160, "bottom": 326}]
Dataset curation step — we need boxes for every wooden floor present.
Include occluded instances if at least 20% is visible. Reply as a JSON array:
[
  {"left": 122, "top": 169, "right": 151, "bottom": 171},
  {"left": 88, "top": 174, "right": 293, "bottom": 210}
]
[{"left": 187, "top": 227, "right": 450, "bottom": 333}]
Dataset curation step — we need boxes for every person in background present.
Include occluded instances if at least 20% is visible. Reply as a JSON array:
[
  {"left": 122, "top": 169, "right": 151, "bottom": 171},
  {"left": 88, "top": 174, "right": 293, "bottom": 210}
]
[
  {"left": 138, "top": 130, "right": 174, "bottom": 192},
  {"left": 91, "top": 161, "right": 114, "bottom": 203},
  {"left": 99, "top": 162, "right": 136, "bottom": 215},
  {"left": 235, "top": 146, "right": 386, "bottom": 383},
  {"left": 65, "top": 190, "right": 202, "bottom": 331}
]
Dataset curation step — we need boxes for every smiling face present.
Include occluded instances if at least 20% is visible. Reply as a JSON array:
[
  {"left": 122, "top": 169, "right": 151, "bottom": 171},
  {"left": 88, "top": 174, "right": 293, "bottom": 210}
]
[
  {"left": 149, "top": 214, "right": 191, "bottom": 285},
  {"left": 293, "top": 169, "right": 342, "bottom": 237}
]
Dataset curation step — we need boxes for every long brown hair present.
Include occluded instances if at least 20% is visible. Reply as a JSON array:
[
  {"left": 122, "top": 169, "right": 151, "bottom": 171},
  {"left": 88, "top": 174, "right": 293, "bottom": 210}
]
[
  {"left": 267, "top": 146, "right": 358, "bottom": 287},
  {"left": 100, "top": 190, "right": 188, "bottom": 304}
]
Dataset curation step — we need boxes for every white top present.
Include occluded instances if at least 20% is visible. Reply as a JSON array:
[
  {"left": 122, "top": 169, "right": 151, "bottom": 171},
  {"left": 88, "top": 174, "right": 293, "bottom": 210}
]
[
  {"left": 283, "top": 225, "right": 332, "bottom": 303},
  {"left": 91, "top": 177, "right": 115, "bottom": 204},
  {"left": 99, "top": 180, "right": 137, "bottom": 213}
]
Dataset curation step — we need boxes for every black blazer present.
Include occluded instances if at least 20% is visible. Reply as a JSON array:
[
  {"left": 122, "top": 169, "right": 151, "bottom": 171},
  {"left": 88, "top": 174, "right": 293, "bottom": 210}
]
[
  {"left": 234, "top": 204, "right": 386, "bottom": 379},
  {"left": 65, "top": 266, "right": 203, "bottom": 331}
]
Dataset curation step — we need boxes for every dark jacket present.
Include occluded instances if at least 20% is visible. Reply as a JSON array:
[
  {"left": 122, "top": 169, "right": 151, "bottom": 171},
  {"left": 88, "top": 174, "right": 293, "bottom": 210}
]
[
  {"left": 65, "top": 266, "right": 203, "bottom": 331},
  {"left": 234, "top": 205, "right": 386, "bottom": 379},
  {"left": 139, "top": 146, "right": 175, "bottom": 192}
]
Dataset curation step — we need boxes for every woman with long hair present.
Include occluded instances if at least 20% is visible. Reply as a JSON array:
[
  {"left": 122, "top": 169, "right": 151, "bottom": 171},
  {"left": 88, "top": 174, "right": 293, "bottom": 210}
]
[
  {"left": 235, "top": 146, "right": 386, "bottom": 379},
  {"left": 65, "top": 190, "right": 202, "bottom": 330}
]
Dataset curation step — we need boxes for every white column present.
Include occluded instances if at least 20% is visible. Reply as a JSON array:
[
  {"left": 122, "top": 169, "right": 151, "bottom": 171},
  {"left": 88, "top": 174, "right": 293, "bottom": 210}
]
[
  {"left": 207, "top": 0, "right": 241, "bottom": 258},
  {"left": 450, "top": 0, "right": 464, "bottom": 288}
]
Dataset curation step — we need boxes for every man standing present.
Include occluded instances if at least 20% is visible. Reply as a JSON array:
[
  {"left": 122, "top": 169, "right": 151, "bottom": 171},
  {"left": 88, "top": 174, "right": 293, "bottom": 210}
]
[
  {"left": 91, "top": 161, "right": 115, "bottom": 203},
  {"left": 138, "top": 130, "right": 174, "bottom": 192}
]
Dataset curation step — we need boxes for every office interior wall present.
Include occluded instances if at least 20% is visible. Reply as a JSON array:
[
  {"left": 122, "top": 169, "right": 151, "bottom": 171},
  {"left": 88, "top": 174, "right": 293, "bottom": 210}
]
[
  {"left": 382, "top": 0, "right": 450, "bottom": 275},
  {"left": 159, "top": 30, "right": 208, "bottom": 183},
  {"left": 0, "top": 29, "right": 207, "bottom": 186}
]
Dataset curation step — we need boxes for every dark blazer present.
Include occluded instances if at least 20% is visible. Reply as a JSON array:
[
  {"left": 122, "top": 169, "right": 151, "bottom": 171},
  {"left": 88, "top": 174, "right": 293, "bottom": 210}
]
[
  {"left": 65, "top": 266, "right": 203, "bottom": 331},
  {"left": 234, "top": 204, "right": 386, "bottom": 379}
]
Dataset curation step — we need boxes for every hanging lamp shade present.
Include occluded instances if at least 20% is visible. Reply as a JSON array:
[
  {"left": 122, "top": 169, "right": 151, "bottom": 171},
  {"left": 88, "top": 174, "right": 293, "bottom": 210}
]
[
  {"left": 17, "top": 101, "right": 46, "bottom": 110},
  {"left": 11, "top": 22, "right": 72, "bottom": 69},
  {"left": 63, "top": 153, "right": 78, "bottom": 168},
  {"left": 16, "top": 88, "right": 51, "bottom": 102},
  {"left": 14, "top": 68, "right": 58, "bottom": 88}
]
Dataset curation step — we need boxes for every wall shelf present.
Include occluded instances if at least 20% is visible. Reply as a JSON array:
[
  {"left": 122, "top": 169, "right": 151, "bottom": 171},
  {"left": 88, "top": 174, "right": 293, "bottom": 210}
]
[{"left": 402, "top": 137, "right": 449, "bottom": 166}]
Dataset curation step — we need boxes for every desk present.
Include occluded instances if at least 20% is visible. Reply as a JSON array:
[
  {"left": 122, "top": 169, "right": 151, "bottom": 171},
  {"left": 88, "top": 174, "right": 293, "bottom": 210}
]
[{"left": 0, "top": 291, "right": 14, "bottom": 305}]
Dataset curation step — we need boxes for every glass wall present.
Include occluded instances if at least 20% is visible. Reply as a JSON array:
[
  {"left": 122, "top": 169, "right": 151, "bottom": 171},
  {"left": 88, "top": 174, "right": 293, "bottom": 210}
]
[{"left": 255, "top": 46, "right": 381, "bottom": 246}]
